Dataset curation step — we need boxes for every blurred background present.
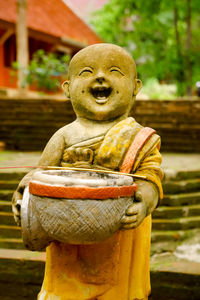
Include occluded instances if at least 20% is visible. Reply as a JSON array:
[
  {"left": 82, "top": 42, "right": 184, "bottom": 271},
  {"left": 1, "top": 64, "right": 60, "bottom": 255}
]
[
  {"left": 0, "top": 1, "right": 200, "bottom": 299},
  {"left": 0, "top": 0, "right": 200, "bottom": 98}
]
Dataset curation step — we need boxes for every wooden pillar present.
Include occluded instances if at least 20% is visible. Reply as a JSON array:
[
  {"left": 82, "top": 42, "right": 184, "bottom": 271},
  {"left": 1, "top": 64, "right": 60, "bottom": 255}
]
[{"left": 16, "top": 0, "right": 29, "bottom": 91}]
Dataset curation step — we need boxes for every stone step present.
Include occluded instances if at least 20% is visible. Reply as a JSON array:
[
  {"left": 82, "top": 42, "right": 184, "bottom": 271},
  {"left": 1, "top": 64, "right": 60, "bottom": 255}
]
[
  {"left": 0, "top": 200, "right": 12, "bottom": 212},
  {"left": 0, "top": 212, "right": 15, "bottom": 226},
  {"left": 162, "top": 191, "right": 200, "bottom": 206},
  {"left": 153, "top": 204, "right": 200, "bottom": 219},
  {"left": 0, "top": 190, "right": 14, "bottom": 201},
  {"left": 150, "top": 273, "right": 200, "bottom": 300},
  {"left": 0, "top": 252, "right": 44, "bottom": 300},
  {"left": 150, "top": 256, "right": 200, "bottom": 300},
  {"left": 0, "top": 252, "right": 200, "bottom": 300},
  {"left": 0, "top": 180, "right": 19, "bottom": 190},
  {"left": 0, "top": 238, "right": 24, "bottom": 249},
  {"left": 152, "top": 216, "right": 200, "bottom": 231},
  {"left": 175, "top": 170, "right": 200, "bottom": 180},
  {"left": 0, "top": 171, "right": 25, "bottom": 181},
  {"left": 0, "top": 225, "right": 21, "bottom": 239},
  {"left": 151, "top": 229, "right": 193, "bottom": 243},
  {"left": 163, "top": 178, "right": 200, "bottom": 194},
  {"left": 150, "top": 240, "right": 179, "bottom": 256}
]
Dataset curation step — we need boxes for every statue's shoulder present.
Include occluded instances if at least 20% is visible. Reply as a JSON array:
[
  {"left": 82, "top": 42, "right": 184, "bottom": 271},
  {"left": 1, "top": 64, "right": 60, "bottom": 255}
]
[
  {"left": 111, "top": 117, "right": 143, "bottom": 136},
  {"left": 56, "top": 120, "right": 78, "bottom": 137},
  {"left": 128, "top": 117, "right": 143, "bottom": 130},
  {"left": 128, "top": 117, "right": 160, "bottom": 140},
  {"left": 57, "top": 119, "right": 88, "bottom": 147}
]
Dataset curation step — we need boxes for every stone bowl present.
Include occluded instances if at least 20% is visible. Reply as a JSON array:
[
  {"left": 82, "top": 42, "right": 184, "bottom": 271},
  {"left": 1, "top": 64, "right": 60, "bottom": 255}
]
[{"left": 21, "top": 170, "right": 137, "bottom": 250}]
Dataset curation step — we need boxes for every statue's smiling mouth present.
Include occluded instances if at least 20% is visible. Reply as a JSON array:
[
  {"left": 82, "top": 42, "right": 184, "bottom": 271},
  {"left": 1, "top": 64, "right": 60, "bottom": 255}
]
[{"left": 91, "top": 86, "right": 112, "bottom": 104}]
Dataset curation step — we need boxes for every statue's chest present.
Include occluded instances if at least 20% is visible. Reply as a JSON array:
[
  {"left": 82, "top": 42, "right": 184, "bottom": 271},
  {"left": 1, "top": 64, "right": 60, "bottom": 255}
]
[{"left": 61, "top": 139, "right": 103, "bottom": 167}]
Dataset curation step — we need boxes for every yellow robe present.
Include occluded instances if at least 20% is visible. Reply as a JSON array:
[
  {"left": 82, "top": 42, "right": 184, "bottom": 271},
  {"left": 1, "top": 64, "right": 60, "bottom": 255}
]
[{"left": 38, "top": 117, "right": 163, "bottom": 300}]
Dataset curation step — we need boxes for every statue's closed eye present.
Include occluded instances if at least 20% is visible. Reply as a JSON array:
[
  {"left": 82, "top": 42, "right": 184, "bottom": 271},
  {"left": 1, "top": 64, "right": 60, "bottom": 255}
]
[
  {"left": 79, "top": 68, "right": 93, "bottom": 76},
  {"left": 110, "top": 67, "right": 124, "bottom": 76}
]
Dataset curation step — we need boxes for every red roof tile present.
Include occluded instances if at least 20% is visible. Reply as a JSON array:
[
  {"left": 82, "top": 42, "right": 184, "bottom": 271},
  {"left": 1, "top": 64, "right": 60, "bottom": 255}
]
[{"left": 0, "top": 0, "right": 102, "bottom": 45}]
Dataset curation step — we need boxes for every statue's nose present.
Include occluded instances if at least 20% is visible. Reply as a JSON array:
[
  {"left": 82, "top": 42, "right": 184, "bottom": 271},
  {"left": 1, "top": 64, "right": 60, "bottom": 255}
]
[{"left": 96, "top": 72, "right": 105, "bottom": 83}]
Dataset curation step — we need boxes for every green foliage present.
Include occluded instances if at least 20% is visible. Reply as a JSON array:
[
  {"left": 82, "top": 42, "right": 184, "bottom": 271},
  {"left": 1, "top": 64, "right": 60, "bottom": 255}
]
[
  {"left": 91, "top": 0, "right": 200, "bottom": 96},
  {"left": 141, "top": 78, "right": 177, "bottom": 100},
  {"left": 13, "top": 50, "right": 69, "bottom": 92}
]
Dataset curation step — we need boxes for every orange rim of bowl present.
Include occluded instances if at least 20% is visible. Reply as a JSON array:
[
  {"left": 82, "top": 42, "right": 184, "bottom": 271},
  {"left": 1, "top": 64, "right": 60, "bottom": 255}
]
[{"left": 29, "top": 181, "right": 137, "bottom": 200}]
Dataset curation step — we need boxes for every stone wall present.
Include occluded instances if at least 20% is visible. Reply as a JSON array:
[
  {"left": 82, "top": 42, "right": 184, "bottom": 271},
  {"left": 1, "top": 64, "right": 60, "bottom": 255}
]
[
  {"left": 0, "top": 98, "right": 200, "bottom": 152},
  {"left": 131, "top": 100, "right": 200, "bottom": 152},
  {"left": 0, "top": 98, "right": 76, "bottom": 151}
]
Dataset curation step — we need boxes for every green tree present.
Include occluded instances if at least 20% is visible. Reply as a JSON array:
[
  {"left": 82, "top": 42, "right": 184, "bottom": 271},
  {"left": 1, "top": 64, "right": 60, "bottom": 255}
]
[
  {"left": 91, "top": 0, "right": 200, "bottom": 96},
  {"left": 13, "top": 50, "right": 69, "bottom": 92}
]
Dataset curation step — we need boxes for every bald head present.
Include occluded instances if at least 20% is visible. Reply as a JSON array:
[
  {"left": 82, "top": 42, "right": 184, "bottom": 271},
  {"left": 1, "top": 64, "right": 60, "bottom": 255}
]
[{"left": 68, "top": 43, "right": 137, "bottom": 80}]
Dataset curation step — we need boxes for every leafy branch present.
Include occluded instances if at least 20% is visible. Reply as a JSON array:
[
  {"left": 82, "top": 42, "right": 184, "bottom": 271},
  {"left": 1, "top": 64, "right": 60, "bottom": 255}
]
[{"left": 12, "top": 50, "right": 69, "bottom": 92}]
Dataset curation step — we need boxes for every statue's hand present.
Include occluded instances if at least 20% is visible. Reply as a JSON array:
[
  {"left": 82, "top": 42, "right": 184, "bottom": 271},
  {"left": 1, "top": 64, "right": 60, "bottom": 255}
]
[
  {"left": 63, "top": 147, "right": 93, "bottom": 164},
  {"left": 121, "top": 191, "right": 147, "bottom": 230},
  {"left": 12, "top": 189, "right": 23, "bottom": 226},
  {"left": 121, "top": 179, "right": 159, "bottom": 230}
]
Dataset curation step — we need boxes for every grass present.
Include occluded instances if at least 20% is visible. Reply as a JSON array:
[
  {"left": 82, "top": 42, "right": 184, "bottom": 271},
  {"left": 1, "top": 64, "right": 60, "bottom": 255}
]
[{"left": 0, "top": 151, "right": 17, "bottom": 162}]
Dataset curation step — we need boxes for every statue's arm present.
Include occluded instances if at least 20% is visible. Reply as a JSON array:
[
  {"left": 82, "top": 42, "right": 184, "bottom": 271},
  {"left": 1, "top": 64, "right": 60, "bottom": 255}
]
[
  {"left": 12, "top": 129, "right": 66, "bottom": 225},
  {"left": 121, "top": 146, "right": 163, "bottom": 229}
]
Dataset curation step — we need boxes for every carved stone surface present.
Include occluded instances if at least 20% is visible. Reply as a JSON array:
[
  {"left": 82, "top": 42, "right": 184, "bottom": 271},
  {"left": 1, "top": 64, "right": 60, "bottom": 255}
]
[{"left": 21, "top": 187, "right": 51, "bottom": 251}]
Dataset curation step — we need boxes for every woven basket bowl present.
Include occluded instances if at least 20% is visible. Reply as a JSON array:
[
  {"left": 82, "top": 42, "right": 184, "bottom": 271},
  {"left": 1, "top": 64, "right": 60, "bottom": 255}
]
[{"left": 21, "top": 170, "right": 137, "bottom": 250}]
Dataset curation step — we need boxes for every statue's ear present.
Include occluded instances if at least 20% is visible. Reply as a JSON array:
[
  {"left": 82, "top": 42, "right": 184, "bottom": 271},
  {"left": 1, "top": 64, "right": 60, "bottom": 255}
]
[
  {"left": 133, "top": 79, "right": 142, "bottom": 96},
  {"left": 62, "top": 80, "right": 70, "bottom": 99}
]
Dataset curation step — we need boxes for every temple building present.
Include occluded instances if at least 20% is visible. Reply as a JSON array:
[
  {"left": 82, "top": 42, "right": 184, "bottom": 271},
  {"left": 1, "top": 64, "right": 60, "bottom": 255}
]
[{"left": 0, "top": 0, "right": 101, "bottom": 88}]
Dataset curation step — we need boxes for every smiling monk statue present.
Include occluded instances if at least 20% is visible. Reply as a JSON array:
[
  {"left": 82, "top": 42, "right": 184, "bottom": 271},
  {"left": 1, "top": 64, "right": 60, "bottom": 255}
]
[{"left": 12, "top": 43, "right": 163, "bottom": 300}]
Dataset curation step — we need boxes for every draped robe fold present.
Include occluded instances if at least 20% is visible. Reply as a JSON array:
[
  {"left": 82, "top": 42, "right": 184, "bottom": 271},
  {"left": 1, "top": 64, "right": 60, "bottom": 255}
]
[{"left": 38, "top": 117, "right": 163, "bottom": 300}]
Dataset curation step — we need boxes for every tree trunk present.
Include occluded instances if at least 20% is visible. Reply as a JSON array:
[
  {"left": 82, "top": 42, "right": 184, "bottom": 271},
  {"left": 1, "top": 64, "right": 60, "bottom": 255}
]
[
  {"left": 186, "top": 0, "right": 192, "bottom": 96},
  {"left": 173, "top": 3, "right": 184, "bottom": 95},
  {"left": 16, "top": 0, "right": 29, "bottom": 92}
]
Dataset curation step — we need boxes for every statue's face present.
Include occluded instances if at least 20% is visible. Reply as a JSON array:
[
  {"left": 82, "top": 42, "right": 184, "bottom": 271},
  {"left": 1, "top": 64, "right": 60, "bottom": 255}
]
[{"left": 65, "top": 45, "right": 140, "bottom": 121}]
